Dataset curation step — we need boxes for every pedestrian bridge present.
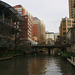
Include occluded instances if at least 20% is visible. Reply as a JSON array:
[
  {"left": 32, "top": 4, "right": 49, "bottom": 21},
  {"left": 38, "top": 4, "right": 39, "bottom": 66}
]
[
  {"left": 31, "top": 44, "right": 70, "bottom": 55},
  {"left": 31, "top": 44, "right": 68, "bottom": 48}
]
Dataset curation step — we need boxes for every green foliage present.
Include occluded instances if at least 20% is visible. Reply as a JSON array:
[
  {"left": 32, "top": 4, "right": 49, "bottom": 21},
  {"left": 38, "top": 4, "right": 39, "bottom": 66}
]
[
  {"left": 61, "top": 53, "right": 68, "bottom": 59},
  {"left": 58, "top": 50, "right": 62, "bottom": 53},
  {"left": 61, "top": 52, "right": 75, "bottom": 59}
]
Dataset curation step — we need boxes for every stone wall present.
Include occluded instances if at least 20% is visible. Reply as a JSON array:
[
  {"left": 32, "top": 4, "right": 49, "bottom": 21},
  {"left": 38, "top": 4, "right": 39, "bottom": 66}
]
[{"left": 66, "top": 44, "right": 75, "bottom": 53}]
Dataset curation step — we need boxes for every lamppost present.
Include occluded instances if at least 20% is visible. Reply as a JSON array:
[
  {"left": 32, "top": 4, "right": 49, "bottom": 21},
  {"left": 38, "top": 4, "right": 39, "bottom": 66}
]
[
  {"left": 14, "top": 22, "right": 19, "bottom": 55},
  {"left": 74, "top": 1, "right": 75, "bottom": 24}
]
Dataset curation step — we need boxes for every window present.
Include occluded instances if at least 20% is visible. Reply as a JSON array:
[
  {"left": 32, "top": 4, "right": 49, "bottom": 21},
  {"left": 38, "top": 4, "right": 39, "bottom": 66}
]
[
  {"left": 63, "top": 20, "right": 65, "bottom": 23},
  {"left": 17, "top": 33, "right": 19, "bottom": 35},
  {"left": 25, "top": 17, "right": 28, "bottom": 18},
  {"left": 17, "top": 25, "right": 19, "bottom": 28},
  {"left": 14, "top": 26, "right": 16, "bottom": 28},
  {"left": 18, "top": 9, "right": 22, "bottom": 11},
  {"left": 67, "top": 20, "right": 71, "bottom": 23},
  {"left": 63, "top": 24, "right": 66, "bottom": 26},
  {"left": 68, "top": 24, "right": 71, "bottom": 26},
  {"left": 14, "top": 25, "right": 19, "bottom": 28},
  {"left": 14, "top": 22, "right": 16, "bottom": 25},
  {"left": 18, "top": 12, "right": 22, "bottom": 14},
  {"left": 17, "top": 22, "right": 19, "bottom": 24},
  {"left": 74, "top": 9, "right": 75, "bottom": 13},
  {"left": 63, "top": 32, "right": 66, "bottom": 35},
  {"left": 63, "top": 28, "right": 66, "bottom": 30}
]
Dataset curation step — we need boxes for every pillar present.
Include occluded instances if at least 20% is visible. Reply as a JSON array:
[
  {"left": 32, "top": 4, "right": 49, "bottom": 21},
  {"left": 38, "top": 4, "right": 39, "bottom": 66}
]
[
  {"left": 48, "top": 48, "right": 50, "bottom": 55},
  {"left": 14, "top": 22, "right": 17, "bottom": 54},
  {"left": 10, "top": 19, "right": 12, "bottom": 26},
  {"left": 2, "top": 10, "right": 5, "bottom": 22}
]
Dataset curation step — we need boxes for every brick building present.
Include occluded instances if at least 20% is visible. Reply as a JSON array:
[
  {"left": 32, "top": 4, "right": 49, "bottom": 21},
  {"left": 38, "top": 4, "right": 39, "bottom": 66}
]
[
  {"left": 13, "top": 5, "right": 33, "bottom": 45},
  {"left": 13, "top": 5, "right": 25, "bottom": 16},
  {"left": 33, "top": 17, "right": 45, "bottom": 44}
]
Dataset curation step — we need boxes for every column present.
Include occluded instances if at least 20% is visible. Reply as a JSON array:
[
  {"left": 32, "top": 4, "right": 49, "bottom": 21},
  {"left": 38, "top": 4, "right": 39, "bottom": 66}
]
[
  {"left": 2, "top": 10, "right": 5, "bottom": 22},
  {"left": 48, "top": 48, "right": 50, "bottom": 55},
  {"left": 14, "top": 22, "right": 17, "bottom": 54},
  {"left": 10, "top": 19, "right": 12, "bottom": 25}
]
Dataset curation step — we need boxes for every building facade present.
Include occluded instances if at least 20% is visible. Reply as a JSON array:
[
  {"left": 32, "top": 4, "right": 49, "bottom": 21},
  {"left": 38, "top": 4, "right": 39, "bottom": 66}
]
[
  {"left": 59, "top": 17, "right": 73, "bottom": 36},
  {"left": 45, "top": 32, "right": 59, "bottom": 45},
  {"left": 74, "top": 1, "right": 75, "bottom": 23},
  {"left": 0, "top": 1, "right": 23, "bottom": 49},
  {"left": 13, "top": 5, "right": 33, "bottom": 45},
  {"left": 69, "top": 0, "right": 75, "bottom": 26},
  {"left": 13, "top": 5, "right": 26, "bottom": 16},
  {"left": 33, "top": 17, "right": 45, "bottom": 44},
  {"left": 69, "top": 0, "right": 75, "bottom": 19},
  {"left": 66, "top": 27, "right": 75, "bottom": 53}
]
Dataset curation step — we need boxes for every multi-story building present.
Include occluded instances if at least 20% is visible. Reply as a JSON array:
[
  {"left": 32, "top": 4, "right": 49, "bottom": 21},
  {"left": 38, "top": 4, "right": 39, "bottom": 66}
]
[
  {"left": 45, "top": 32, "right": 59, "bottom": 45},
  {"left": 40, "top": 21, "right": 45, "bottom": 40},
  {"left": 13, "top": 5, "right": 33, "bottom": 45},
  {"left": 33, "top": 17, "right": 45, "bottom": 44},
  {"left": 69, "top": 0, "right": 75, "bottom": 19},
  {"left": 59, "top": 17, "right": 73, "bottom": 36},
  {"left": 33, "top": 17, "right": 40, "bottom": 42},
  {"left": 0, "top": 1, "right": 23, "bottom": 48},
  {"left": 66, "top": 26, "right": 75, "bottom": 53},
  {"left": 54, "top": 33, "right": 59, "bottom": 42},
  {"left": 13, "top": 5, "right": 27, "bottom": 16},
  {"left": 74, "top": 1, "right": 75, "bottom": 23}
]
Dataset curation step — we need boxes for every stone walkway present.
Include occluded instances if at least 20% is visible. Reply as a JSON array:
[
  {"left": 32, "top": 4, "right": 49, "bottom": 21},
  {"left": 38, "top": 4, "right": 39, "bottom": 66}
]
[
  {"left": 0, "top": 56, "right": 13, "bottom": 61},
  {"left": 67, "top": 58, "right": 75, "bottom": 67}
]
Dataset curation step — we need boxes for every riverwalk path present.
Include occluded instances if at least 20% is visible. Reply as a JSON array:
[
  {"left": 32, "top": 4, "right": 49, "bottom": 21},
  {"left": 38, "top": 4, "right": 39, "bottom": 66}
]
[
  {"left": 0, "top": 56, "right": 14, "bottom": 61},
  {"left": 67, "top": 57, "right": 75, "bottom": 67}
]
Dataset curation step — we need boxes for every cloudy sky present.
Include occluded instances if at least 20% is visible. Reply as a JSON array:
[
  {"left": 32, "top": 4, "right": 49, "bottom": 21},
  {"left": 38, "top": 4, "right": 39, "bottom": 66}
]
[{"left": 2, "top": 0, "right": 69, "bottom": 33}]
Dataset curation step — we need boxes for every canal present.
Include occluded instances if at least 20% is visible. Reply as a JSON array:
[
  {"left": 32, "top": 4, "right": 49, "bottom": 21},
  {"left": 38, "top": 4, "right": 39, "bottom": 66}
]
[{"left": 0, "top": 56, "right": 75, "bottom": 75}]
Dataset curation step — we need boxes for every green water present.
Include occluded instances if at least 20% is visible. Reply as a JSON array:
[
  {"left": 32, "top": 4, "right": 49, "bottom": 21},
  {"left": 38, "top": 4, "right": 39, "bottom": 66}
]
[{"left": 0, "top": 56, "right": 75, "bottom": 75}]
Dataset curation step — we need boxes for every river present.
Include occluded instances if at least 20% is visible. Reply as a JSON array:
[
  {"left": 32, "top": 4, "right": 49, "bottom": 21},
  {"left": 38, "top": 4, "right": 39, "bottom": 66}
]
[{"left": 0, "top": 55, "right": 75, "bottom": 75}]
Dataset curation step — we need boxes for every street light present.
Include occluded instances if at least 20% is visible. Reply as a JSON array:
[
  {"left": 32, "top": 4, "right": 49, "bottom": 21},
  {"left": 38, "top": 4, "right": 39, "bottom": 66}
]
[{"left": 14, "top": 22, "right": 19, "bottom": 55}]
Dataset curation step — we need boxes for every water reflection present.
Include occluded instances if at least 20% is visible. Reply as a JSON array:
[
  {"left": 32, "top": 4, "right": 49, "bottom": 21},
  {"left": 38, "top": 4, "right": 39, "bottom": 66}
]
[
  {"left": 46, "top": 57, "right": 62, "bottom": 75},
  {"left": 0, "top": 56, "right": 75, "bottom": 75}
]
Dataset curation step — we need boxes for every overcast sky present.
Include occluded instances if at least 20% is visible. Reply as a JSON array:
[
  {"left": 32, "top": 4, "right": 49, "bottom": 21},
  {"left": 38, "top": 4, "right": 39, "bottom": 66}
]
[{"left": 2, "top": 0, "right": 69, "bottom": 33}]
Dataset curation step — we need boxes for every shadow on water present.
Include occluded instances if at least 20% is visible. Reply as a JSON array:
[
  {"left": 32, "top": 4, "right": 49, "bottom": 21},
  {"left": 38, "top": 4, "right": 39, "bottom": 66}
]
[{"left": 0, "top": 55, "right": 75, "bottom": 75}]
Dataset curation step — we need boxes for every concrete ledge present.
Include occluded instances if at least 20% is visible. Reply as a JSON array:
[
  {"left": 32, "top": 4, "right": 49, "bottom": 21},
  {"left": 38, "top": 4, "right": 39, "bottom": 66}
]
[
  {"left": 67, "top": 58, "right": 75, "bottom": 67},
  {"left": 0, "top": 56, "right": 14, "bottom": 61}
]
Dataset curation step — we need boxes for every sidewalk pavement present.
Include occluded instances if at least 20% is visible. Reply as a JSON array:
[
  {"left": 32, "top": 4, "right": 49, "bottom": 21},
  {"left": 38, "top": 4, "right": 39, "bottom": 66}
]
[{"left": 67, "top": 57, "right": 75, "bottom": 67}]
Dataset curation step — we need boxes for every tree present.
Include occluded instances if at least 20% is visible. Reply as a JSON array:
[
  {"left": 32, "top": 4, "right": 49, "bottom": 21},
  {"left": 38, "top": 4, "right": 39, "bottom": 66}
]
[{"left": 38, "top": 34, "right": 46, "bottom": 44}]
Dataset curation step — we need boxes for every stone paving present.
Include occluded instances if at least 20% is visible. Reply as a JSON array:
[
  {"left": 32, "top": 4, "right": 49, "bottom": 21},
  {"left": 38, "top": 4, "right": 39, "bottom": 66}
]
[
  {"left": 67, "top": 57, "right": 75, "bottom": 67},
  {"left": 0, "top": 56, "right": 13, "bottom": 61}
]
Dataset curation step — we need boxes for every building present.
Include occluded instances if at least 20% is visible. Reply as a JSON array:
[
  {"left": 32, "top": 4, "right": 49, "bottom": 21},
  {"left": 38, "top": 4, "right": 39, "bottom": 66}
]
[
  {"left": 33, "top": 17, "right": 45, "bottom": 44},
  {"left": 33, "top": 17, "right": 40, "bottom": 42},
  {"left": 45, "top": 32, "right": 59, "bottom": 45},
  {"left": 0, "top": 1, "right": 23, "bottom": 48},
  {"left": 13, "top": 5, "right": 27, "bottom": 16},
  {"left": 69, "top": 0, "right": 75, "bottom": 19},
  {"left": 13, "top": 5, "right": 33, "bottom": 45},
  {"left": 66, "top": 27, "right": 75, "bottom": 44},
  {"left": 40, "top": 21, "right": 45, "bottom": 40},
  {"left": 69, "top": 0, "right": 75, "bottom": 26},
  {"left": 66, "top": 27, "right": 75, "bottom": 53},
  {"left": 59, "top": 17, "right": 73, "bottom": 36},
  {"left": 74, "top": 1, "right": 75, "bottom": 23},
  {"left": 54, "top": 33, "right": 59, "bottom": 42}
]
